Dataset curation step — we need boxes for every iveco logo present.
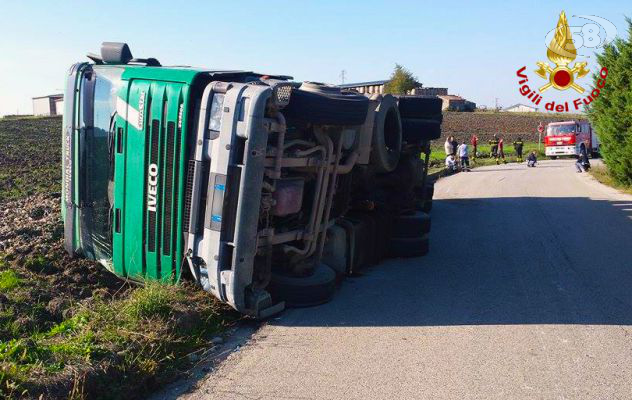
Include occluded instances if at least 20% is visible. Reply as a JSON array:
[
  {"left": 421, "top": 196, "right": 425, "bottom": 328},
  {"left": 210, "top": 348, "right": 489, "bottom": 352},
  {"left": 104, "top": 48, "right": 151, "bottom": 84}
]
[{"left": 147, "top": 163, "right": 158, "bottom": 212}]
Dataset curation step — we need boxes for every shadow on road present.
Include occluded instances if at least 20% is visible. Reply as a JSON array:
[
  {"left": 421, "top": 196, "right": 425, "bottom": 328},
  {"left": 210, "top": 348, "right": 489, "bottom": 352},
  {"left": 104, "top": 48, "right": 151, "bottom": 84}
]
[{"left": 274, "top": 196, "right": 632, "bottom": 327}]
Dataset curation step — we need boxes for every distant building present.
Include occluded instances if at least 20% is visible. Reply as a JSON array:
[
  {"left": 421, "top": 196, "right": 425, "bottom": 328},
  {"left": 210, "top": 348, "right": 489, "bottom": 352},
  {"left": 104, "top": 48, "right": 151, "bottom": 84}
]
[
  {"left": 339, "top": 80, "right": 391, "bottom": 95},
  {"left": 339, "top": 80, "right": 448, "bottom": 96},
  {"left": 339, "top": 80, "right": 476, "bottom": 111},
  {"left": 503, "top": 103, "right": 538, "bottom": 113},
  {"left": 415, "top": 87, "right": 448, "bottom": 96},
  {"left": 438, "top": 95, "right": 476, "bottom": 111},
  {"left": 32, "top": 94, "right": 64, "bottom": 116},
  {"left": 464, "top": 100, "right": 477, "bottom": 111}
]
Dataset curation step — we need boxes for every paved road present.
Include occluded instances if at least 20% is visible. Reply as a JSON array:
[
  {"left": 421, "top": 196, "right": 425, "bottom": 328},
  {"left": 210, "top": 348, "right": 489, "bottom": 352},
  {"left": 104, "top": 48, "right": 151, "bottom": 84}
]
[{"left": 181, "top": 160, "right": 632, "bottom": 399}]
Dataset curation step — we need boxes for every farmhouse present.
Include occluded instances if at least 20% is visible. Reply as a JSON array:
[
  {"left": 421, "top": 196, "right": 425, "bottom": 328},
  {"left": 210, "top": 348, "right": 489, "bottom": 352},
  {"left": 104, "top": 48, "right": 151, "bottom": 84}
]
[
  {"left": 503, "top": 103, "right": 538, "bottom": 113},
  {"left": 32, "top": 94, "right": 64, "bottom": 116},
  {"left": 437, "top": 95, "right": 476, "bottom": 111}
]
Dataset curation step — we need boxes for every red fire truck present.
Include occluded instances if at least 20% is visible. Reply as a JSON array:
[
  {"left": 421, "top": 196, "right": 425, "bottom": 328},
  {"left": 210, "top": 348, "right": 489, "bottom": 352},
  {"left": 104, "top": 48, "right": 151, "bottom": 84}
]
[{"left": 545, "top": 120, "right": 600, "bottom": 159}]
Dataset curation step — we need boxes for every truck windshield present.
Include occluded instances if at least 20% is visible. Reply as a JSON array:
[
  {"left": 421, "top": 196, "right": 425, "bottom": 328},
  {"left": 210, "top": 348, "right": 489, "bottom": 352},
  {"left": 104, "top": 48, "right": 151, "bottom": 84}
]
[
  {"left": 547, "top": 124, "right": 576, "bottom": 136},
  {"left": 79, "top": 67, "right": 122, "bottom": 263}
]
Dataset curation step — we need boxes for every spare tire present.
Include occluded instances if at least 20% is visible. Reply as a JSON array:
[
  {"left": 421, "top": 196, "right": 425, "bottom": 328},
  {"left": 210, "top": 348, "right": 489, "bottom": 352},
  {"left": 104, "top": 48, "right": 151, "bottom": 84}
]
[
  {"left": 401, "top": 118, "right": 442, "bottom": 143},
  {"left": 393, "top": 211, "right": 431, "bottom": 238},
  {"left": 268, "top": 263, "right": 336, "bottom": 307},
  {"left": 397, "top": 96, "right": 443, "bottom": 118},
  {"left": 283, "top": 82, "right": 369, "bottom": 126},
  {"left": 370, "top": 95, "right": 402, "bottom": 173}
]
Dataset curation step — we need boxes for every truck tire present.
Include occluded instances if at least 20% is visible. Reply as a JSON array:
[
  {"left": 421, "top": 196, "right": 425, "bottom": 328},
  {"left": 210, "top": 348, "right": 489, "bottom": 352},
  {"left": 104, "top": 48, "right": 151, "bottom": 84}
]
[
  {"left": 370, "top": 95, "right": 402, "bottom": 173},
  {"left": 392, "top": 211, "right": 431, "bottom": 238},
  {"left": 397, "top": 96, "right": 443, "bottom": 118},
  {"left": 421, "top": 199, "right": 433, "bottom": 213},
  {"left": 414, "top": 182, "right": 434, "bottom": 201},
  {"left": 401, "top": 118, "right": 442, "bottom": 143},
  {"left": 425, "top": 183, "right": 435, "bottom": 201},
  {"left": 371, "top": 211, "right": 393, "bottom": 263},
  {"left": 283, "top": 82, "right": 369, "bottom": 126},
  {"left": 268, "top": 263, "right": 336, "bottom": 307},
  {"left": 389, "top": 234, "right": 429, "bottom": 258}
]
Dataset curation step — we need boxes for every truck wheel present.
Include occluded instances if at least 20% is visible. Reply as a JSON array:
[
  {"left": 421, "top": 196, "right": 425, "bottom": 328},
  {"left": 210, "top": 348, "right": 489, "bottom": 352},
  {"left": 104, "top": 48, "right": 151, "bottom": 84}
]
[
  {"left": 414, "top": 182, "right": 434, "bottom": 201},
  {"left": 397, "top": 96, "right": 443, "bottom": 118},
  {"left": 425, "top": 183, "right": 435, "bottom": 201},
  {"left": 401, "top": 118, "right": 442, "bottom": 143},
  {"left": 268, "top": 263, "right": 336, "bottom": 307},
  {"left": 420, "top": 199, "right": 432, "bottom": 213},
  {"left": 549, "top": 156, "right": 557, "bottom": 160},
  {"left": 389, "top": 234, "right": 429, "bottom": 258},
  {"left": 283, "top": 82, "right": 369, "bottom": 126},
  {"left": 370, "top": 95, "right": 402, "bottom": 173},
  {"left": 393, "top": 211, "right": 431, "bottom": 238},
  {"left": 371, "top": 211, "right": 393, "bottom": 263}
]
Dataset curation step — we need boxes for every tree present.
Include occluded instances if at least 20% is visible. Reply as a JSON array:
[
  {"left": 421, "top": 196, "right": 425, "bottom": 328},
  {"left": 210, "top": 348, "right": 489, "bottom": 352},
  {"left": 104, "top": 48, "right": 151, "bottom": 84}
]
[
  {"left": 383, "top": 64, "right": 418, "bottom": 95},
  {"left": 587, "top": 18, "right": 632, "bottom": 186}
]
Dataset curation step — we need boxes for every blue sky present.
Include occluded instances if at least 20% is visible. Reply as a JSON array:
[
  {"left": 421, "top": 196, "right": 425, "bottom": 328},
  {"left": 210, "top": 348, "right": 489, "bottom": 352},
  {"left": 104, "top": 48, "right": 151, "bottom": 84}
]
[{"left": 0, "top": 0, "right": 629, "bottom": 116}]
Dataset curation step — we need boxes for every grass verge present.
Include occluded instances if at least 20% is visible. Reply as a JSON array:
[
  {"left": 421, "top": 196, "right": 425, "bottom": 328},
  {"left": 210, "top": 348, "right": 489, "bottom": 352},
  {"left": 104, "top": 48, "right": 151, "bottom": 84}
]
[
  {"left": 588, "top": 164, "right": 632, "bottom": 195},
  {"left": 0, "top": 269, "right": 237, "bottom": 399}
]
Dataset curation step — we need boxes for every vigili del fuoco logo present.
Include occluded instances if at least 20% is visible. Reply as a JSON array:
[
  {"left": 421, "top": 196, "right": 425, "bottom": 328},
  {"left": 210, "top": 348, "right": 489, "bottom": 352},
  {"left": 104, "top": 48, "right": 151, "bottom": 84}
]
[{"left": 515, "top": 11, "right": 612, "bottom": 113}]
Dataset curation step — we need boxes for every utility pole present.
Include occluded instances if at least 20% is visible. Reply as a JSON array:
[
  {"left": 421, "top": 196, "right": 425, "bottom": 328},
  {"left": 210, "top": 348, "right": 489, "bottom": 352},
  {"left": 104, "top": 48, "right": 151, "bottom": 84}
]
[
  {"left": 495, "top": 98, "right": 499, "bottom": 111},
  {"left": 340, "top": 70, "right": 346, "bottom": 85}
]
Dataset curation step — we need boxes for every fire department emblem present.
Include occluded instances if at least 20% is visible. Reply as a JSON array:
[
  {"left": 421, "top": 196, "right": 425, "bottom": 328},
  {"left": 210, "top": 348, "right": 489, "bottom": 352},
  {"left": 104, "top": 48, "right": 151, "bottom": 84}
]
[{"left": 535, "top": 11, "right": 590, "bottom": 93}]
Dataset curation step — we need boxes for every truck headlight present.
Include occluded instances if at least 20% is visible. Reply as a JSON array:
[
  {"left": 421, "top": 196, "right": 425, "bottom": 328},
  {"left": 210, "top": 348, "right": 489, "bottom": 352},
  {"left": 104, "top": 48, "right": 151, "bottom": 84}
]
[{"left": 208, "top": 93, "right": 224, "bottom": 138}]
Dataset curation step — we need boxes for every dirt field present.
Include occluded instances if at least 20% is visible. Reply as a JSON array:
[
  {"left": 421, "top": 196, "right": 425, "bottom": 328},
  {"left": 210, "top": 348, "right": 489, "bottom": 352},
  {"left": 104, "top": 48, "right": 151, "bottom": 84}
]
[
  {"left": 441, "top": 111, "right": 585, "bottom": 142},
  {"left": 0, "top": 117, "right": 61, "bottom": 201},
  {"left": 0, "top": 117, "right": 236, "bottom": 399}
]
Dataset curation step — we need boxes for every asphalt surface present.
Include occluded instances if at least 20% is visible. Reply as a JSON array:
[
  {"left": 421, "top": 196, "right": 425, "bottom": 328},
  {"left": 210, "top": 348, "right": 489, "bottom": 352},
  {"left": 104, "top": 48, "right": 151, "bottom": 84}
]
[{"left": 180, "top": 160, "right": 632, "bottom": 399}]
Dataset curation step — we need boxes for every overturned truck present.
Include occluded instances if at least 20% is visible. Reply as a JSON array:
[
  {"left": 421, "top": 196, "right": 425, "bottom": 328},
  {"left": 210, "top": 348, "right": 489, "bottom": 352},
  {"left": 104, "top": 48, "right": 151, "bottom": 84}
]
[{"left": 62, "top": 43, "right": 442, "bottom": 318}]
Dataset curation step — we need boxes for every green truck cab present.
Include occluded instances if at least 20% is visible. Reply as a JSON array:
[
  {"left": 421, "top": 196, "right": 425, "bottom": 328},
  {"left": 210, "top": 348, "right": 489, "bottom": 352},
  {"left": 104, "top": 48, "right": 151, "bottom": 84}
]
[{"left": 63, "top": 43, "right": 440, "bottom": 318}]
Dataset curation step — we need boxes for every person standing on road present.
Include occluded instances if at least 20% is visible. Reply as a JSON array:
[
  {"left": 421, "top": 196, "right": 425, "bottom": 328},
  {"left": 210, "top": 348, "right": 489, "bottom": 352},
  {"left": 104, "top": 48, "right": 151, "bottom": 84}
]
[
  {"left": 457, "top": 139, "right": 470, "bottom": 171},
  {"left": 471, "top": 134, "right": 478, "bottom": 161},
  {"left": 489, "top": 134, "right": 499, "bottom": 160},
  {"left": 497, "top": 136, "right": 507, "bottom": 164},
  {"left": 513, "top": 137, "right": 524, "bottom": 162},
  {"left": 450, "top": 136, "right": 458, "bottom": 157},
  {"left": 527, "top": 151, "right": 537, "bottom": 167},
  {"left": 444, "top": 136, "right": 453, "bottom": 157}
]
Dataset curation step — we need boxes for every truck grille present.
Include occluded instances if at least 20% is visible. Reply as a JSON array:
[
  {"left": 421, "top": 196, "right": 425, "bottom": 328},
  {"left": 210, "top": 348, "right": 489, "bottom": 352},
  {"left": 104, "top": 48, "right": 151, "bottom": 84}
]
[
  {"left": 170, "top": 122, "right": 182, "bottom": 270},
  {"left": 144, "top": 95, "right": 184, "bottom": 276},
  {"left": 148, "top": 119, "right": 160, "bottom": 253},
  {"left": 182, "top": 160, "right": 195, "bottom": 231},
  {"left": 113, "top": 79, "right": 188, "bottom": 281},
  {"left": 162, "top": 121, "right": 175, "bottom": 255}
]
